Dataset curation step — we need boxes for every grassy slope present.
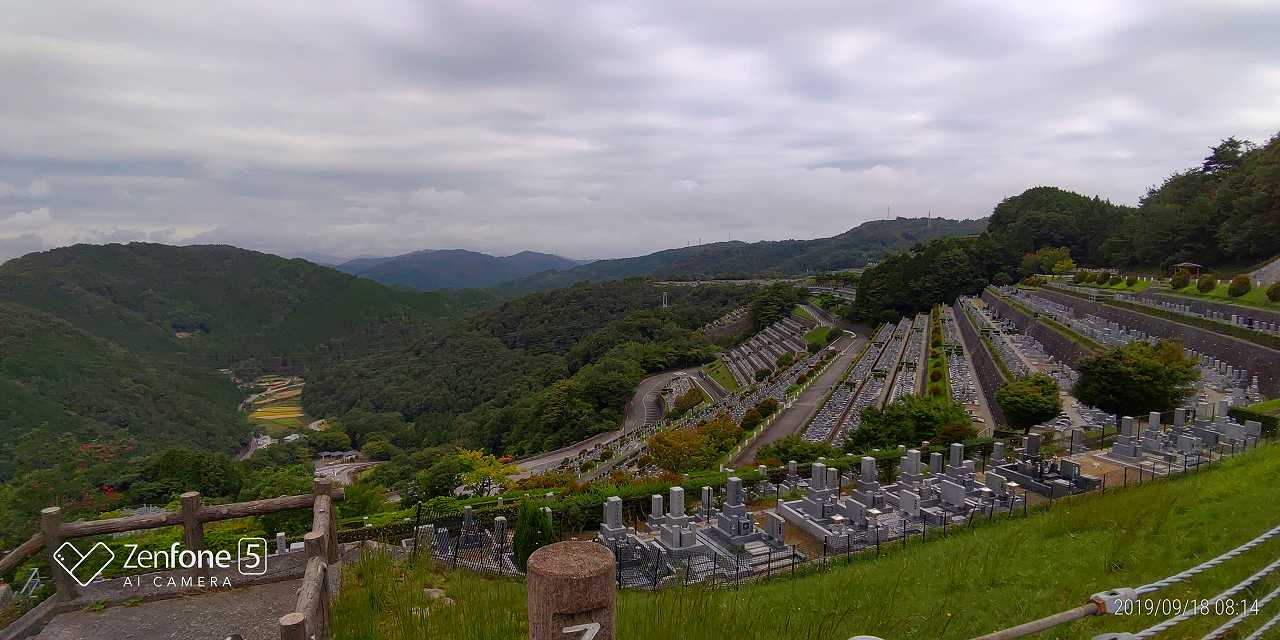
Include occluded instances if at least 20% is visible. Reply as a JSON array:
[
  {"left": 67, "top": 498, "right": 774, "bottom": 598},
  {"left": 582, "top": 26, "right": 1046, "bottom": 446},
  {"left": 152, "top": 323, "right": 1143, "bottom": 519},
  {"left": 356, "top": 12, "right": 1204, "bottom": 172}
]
[
  {"left": 803, "top": 325, "right": 833, "bottom": 349},
  {"left": 704, "top": 358, "right": 741, "bottom": 392},
  {"left": 334, "top": 444, "right": 1280, "bottom": 640},
  {"left": 1165, "top": 281, "right": 1279, "bottom": 311}
]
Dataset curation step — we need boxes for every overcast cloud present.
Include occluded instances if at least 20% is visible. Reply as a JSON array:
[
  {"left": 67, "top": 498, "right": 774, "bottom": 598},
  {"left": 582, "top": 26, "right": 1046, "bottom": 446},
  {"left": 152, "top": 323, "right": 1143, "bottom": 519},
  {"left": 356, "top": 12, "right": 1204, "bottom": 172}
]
[{"left": 1, "top": 1, "right": 1278, "bottom": 263}]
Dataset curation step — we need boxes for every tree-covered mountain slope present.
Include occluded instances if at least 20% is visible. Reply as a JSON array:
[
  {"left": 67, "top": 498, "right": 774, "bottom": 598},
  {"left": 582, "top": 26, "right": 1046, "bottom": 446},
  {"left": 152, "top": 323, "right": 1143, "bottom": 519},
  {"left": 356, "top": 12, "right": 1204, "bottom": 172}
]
[
  {"left": 506, "top": 217, "right": 987, "bottom": 290},
  {"left": 338, "top": 249, "right": 583, "bottom": 291}
]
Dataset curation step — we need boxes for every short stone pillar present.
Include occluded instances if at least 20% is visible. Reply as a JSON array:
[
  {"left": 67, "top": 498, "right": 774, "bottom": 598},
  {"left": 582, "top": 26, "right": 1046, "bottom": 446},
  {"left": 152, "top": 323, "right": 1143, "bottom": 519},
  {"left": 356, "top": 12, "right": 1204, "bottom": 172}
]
[{"left": 527, "top": 541, "right": 616, "bottom": 640}]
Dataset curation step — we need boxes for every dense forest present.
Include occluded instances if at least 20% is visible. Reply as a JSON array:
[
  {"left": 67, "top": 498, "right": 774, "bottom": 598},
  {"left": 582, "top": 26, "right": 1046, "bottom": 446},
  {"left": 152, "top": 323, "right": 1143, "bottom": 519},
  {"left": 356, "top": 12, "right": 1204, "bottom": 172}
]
[
  {"left": 302, "top": 279, "right": 759, "bottom": 454},
  {"left": 508, "top": 216, "right": 986, "bottom": 290},
  {"left": 853, "top": 132, "right": 1280, "bottom": 321}
]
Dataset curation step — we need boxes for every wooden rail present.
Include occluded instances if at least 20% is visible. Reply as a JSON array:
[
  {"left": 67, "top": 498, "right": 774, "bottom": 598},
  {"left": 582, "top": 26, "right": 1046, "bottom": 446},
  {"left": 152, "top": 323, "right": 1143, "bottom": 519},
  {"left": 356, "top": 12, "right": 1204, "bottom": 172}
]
[
  {"left": 0, "top": 477, "right": 346, "bottom": 639},
  {"left": 279, "top": 478, "right": 339, "bottom": 640}
]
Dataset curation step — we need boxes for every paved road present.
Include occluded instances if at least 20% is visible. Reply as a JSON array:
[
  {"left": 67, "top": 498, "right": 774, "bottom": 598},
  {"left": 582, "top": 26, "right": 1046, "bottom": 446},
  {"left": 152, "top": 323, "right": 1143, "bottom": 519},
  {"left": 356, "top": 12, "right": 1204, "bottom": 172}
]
[
  {"left": 731, "top": 333, "right": 866, "bottom": 465},
  {"left": 315, "top": 461, "right": 381, "bottom": 485},
  {"left": 513, "top": 366, "right": 702, "bottom": 478}
]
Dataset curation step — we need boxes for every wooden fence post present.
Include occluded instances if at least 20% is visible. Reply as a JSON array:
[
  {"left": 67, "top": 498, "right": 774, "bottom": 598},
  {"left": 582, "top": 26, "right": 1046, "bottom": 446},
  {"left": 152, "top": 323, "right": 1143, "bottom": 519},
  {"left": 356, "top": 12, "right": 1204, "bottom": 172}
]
[
  {"left": 527, "top": 541, "right": 615, "bottom": 640},
  {"left": 40, "top": 507, "right": 78, "bottom": 600},
  {"left": 279, "top": 612, "right": 306, "bottom": 640},
  {"left": 313, "top": 478, "right": 339, "bottom": 563},
  {"left": 180, "top": 491, "right": 207, "bottom": 578}
]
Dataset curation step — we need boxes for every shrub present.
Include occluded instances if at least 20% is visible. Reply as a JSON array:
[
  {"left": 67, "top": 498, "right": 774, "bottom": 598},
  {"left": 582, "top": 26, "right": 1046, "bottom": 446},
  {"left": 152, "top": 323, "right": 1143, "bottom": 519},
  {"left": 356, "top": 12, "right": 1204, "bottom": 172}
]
[
  {"left": 993, "top": 272, "right": 1013, "bottom": 286},
  {"left": 1197, "top": 275, "right": 1217, "bottom": 293},
  {"left": 1126, "top": 274, "right": 1139, "bottom": 287},
  {"left": 930, "top": 369, "right": 943, "bottom": 383},
  {"left": 512, "top": 501, "right": 556, "bottom": 571},
  {"left": 1073, "top": 271, "right": 1089, "bottom": 284},
  {"left": 929, "top": 383, "right": 943, "bottom": 396},
  {"left": 1170, "top": 269, "right": 1191, "bottom": 290},
  {"left": 1228, "top": 275, "right": 1251, "bottom": 298},
  {"left": 1108, "top": 274, "right": 1123, "bottom": 286},
  {"left": 1269, "top": 282, "right": 1280, "bottom": 303}
]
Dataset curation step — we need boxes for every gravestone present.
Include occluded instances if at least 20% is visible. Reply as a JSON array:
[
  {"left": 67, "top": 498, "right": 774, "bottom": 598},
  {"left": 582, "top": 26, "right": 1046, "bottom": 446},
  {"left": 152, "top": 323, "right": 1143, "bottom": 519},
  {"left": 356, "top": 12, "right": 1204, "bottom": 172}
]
[{"left": 992, "top": 441, "right": 1006, "bottom": 464}]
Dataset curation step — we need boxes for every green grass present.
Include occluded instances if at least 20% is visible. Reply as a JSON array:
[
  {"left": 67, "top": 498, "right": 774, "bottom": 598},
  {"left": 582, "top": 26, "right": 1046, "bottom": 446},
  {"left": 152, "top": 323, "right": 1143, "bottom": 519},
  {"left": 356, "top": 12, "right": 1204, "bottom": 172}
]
[
  {"left": 1165, "top": 281, "right": 1279, "bottom": 310},
  {"left": 333, "top": 444, "right": 1280, "bottom": 640},
  {"left": 1249, "top": 398, "right": 1280, "bottom": 414},
  {"left": 794, "top": 305, "right": 816, "bottom": 323},
  {"left": 704, "top": 358, "right": 741, "bottom": 393},
  {"left": 804, "top": 326, "right": 835, "bottom": 350}
]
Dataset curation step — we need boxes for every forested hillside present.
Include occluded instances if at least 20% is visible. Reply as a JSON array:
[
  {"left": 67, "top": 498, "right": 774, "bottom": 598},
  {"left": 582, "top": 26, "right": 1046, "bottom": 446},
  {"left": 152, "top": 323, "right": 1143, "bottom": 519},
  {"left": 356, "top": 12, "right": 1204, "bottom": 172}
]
[
  {"left": 338, "top": 249, "right": 583, "bottom": 291},
  {"left": 0, "top": 243, "right": 499, "bottom": 367},
  {"left": 0, "top": 303, "right": 248, "bottom": 481},
  {"left": 508, "top": 217, "right": 986, "bottom": 290},
  {"left": 302, "top": 279, "right": 758, "bottom": 454},
  {"left": 853, "top": 132, "right": 1280, "bottom": 321}
]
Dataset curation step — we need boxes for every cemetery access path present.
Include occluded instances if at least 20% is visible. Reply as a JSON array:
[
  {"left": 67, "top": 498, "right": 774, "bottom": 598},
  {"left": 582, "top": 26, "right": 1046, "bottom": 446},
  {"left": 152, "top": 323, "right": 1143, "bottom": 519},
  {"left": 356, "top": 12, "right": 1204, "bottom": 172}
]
[{"left": 731, "top": 333, "right": 865, "bottom": 465}]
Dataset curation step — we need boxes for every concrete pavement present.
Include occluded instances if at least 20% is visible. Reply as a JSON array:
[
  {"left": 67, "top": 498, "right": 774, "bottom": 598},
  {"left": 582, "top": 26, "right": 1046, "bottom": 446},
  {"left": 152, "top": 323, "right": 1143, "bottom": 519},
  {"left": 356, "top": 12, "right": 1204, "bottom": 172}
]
[{"left": 731, "top": 333, "right": 866, "bottom": 465}]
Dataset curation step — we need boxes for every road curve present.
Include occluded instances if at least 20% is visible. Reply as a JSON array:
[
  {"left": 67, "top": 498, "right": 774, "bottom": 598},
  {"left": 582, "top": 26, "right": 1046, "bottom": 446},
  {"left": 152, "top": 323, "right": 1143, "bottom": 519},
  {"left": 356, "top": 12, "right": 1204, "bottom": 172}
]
[
  {"left": 513, "top": 366, "right": 702, "bottom": 477},
  {"left": 731, "top": 333, "right": 866, "bottom": 465}
]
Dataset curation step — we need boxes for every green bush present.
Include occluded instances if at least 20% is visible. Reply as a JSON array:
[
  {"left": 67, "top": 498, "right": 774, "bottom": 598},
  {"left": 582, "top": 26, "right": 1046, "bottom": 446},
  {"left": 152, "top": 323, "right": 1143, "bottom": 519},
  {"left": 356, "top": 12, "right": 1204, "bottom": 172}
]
[
  {"left": 1228, "top": 275, "right": 1251, "bottom": 298},
  {"left": 1126, "top": 274, "right": 1138, "bottom": 286},
  {"left": 1170, "top": 269, "right": 1191, "bottom": 290},
  {"left": 1108, "top": 274, "right": 1123, "bottom": 286},
  {"left": 930, "top": 369, "right": 943, "bottom": 383},
  {"left": 512, "top": 501, "right": 557, "bottom": 572},
  {"left": 1197, "top": 275, "right": 1217, "bottom": 293},
  {"left": 1073, "top": 271, "right": 1089, "bottom": 284},
  {"left": 1269, "top": 282, "right": 1280, "bottom": 303}
]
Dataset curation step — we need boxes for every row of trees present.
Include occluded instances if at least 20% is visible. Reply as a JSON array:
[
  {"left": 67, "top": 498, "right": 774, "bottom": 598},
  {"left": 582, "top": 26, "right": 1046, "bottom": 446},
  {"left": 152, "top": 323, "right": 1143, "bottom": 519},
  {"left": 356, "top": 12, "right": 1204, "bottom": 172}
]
[{"left": 853, "top": 133, "right": 1280, "bottom": 321}]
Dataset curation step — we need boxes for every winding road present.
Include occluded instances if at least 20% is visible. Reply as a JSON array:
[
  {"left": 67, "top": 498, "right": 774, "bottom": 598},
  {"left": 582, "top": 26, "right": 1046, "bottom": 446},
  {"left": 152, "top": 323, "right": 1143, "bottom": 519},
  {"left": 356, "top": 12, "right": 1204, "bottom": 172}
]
[{"left": 513, "top": 366, "right": 713, "bottom": 478}]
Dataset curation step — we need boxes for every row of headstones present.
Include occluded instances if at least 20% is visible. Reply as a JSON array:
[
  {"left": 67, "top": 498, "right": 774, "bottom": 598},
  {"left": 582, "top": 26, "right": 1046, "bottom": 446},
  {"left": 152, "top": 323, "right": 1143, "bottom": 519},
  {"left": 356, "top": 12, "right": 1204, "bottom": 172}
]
[
  {"left": 1188, "top": 350, "right": 1253, "bottom": 386},
  {"left": 1117, "top": 293, "right": 1280, "bottom": 335},
  {"left": 1113, "top": 402, "right": 1261, "bottom": 460}
]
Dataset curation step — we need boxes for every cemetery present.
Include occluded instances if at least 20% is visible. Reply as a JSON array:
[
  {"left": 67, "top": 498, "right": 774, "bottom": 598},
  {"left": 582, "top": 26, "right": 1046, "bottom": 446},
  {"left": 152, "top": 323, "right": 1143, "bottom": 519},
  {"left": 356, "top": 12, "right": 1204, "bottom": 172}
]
[
  {"left": 987, "top": 434, "right": 1100, "bottom": 498},
  {"left": 1103, "top": 401, "right": 1263, "bottom": 473},
  {"left": 723, "top": 315, "right": 815, "bottom": 387},
  {"left": 777, "top": 444, "right": 1023, "bottom": 553},
  {"left": 801, "top": 322, "right": 892, "bottom": 443},
  {"left": 596, "top": 478, "right": 801, "bottom": 587}
]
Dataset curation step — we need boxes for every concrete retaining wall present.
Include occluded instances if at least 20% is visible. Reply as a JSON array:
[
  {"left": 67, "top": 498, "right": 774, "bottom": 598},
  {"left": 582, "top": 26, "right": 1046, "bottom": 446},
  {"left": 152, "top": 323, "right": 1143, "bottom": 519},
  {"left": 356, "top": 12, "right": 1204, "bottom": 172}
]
[
  {"left": 981, "top": 289, "right": 1097, "bottom": 369},
  {"left": 954, "top": 302, "right": 1008, "bottom": 426},
  {"left": 1137, "top": 291, "right": 1280, "bottom": 328},
  {"left": 1034, "top": 288, "right": 1280, "bottom": 397}
]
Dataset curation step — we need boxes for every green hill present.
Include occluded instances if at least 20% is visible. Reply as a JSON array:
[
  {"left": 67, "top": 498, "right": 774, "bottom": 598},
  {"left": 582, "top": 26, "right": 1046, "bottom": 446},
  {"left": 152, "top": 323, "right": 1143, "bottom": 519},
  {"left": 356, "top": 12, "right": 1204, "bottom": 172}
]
[
  {"left": 338, "top": 249, "right": 583, "bottom": 291},
  {"left": 302, "top": 279, "right": 759, "bottom": 454},
  {"left": 507, "top": 217, "right": 987, "bottom": 290},
  {"left": 0, "top": 302, "right": 248, "bottom": 481},
  {"left": 0, "top": 243, "right": 498, "bottom": 366}
]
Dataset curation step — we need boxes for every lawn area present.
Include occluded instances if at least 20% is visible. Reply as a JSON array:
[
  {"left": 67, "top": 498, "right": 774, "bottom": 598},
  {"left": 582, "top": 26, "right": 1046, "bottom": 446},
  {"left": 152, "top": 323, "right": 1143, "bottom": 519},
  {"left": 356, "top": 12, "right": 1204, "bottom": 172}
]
[
  {"left": 332, "top": 444, "right": 1280, "bottom": 640},
  {"left": 1249, "top": 398, "right": 1280, "bottom": 414},
  {"left": 704, "top": 357, "right": 740, "bottom": 392},
  {"left": 793, "top": 304, "right": 816, "bottom": 323},
  {"left": 1165, "top": 281, "right": 1279, "bottom": 310},
  {"left": 803, "top": 326, "right": 835, "bottom": 350}
]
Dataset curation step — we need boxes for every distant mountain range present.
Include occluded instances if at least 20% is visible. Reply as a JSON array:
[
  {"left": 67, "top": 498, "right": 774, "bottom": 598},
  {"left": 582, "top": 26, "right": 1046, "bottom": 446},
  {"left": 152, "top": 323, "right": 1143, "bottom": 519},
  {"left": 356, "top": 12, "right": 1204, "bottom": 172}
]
[
  {"left": 506, "top": 216, "right": 988, "bottom": 291},
  {"left": 336, "top": 249, "right": 586, "bottom": 291}
]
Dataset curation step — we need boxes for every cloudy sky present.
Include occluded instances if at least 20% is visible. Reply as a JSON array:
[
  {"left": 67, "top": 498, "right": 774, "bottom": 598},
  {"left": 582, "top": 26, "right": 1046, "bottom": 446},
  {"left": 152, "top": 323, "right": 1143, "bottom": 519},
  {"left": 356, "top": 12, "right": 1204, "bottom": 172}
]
[{"left": 1, "top": 1, "right": 1278, "bottom": 263}]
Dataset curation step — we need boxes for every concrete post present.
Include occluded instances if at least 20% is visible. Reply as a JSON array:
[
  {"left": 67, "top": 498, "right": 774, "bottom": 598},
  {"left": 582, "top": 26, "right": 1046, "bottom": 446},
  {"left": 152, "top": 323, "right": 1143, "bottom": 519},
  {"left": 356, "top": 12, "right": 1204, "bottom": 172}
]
[{"left": 527, "top": 541, "right": 616, "bottom": 640}]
